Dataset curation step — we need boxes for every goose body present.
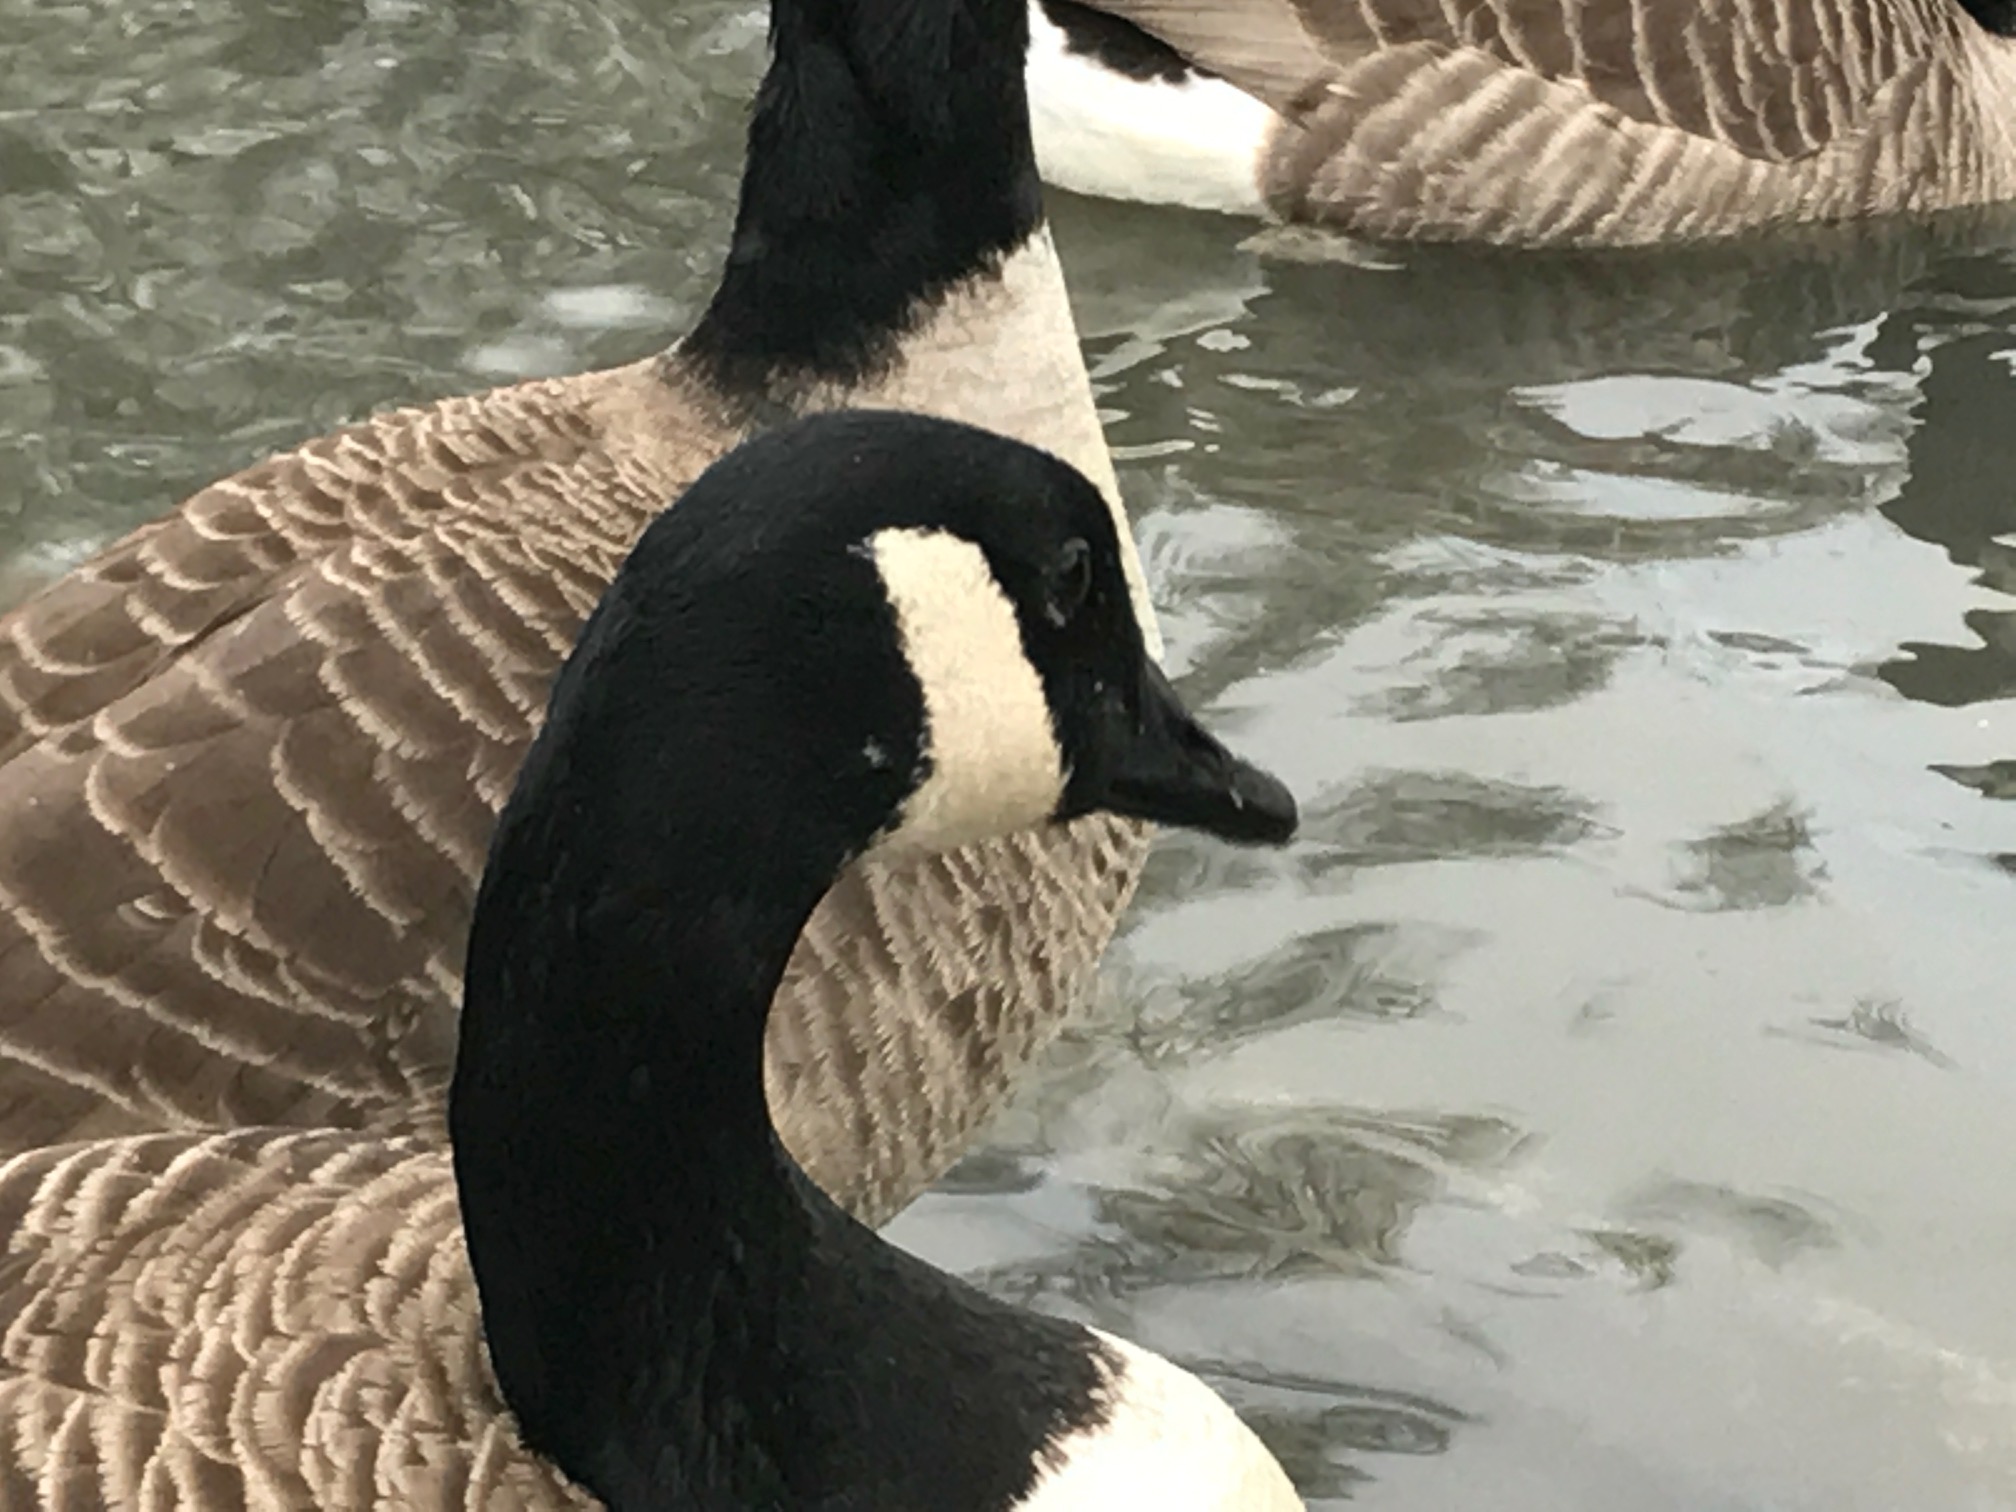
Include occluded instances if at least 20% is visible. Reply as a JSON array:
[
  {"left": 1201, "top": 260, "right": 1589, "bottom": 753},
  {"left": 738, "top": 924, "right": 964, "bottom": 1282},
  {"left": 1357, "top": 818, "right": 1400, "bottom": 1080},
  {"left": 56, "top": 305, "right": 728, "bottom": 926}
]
[
  {"left": 0, "top": 412, "right": 1303, "bottom": 1511},
  {"left": 1029, "top": 0, "right": 2016, "bottom": 245},
  {"left": 0, "top": 0, "right": 1149, "bottom": 1225}
]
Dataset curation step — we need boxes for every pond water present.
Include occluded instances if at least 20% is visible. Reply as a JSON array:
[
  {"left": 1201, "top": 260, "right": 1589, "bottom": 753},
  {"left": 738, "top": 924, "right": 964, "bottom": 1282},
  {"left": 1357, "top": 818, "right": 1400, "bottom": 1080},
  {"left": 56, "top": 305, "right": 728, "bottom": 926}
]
[{"left": 5, "top": 1, "right": 2014, "bottom": 1506}]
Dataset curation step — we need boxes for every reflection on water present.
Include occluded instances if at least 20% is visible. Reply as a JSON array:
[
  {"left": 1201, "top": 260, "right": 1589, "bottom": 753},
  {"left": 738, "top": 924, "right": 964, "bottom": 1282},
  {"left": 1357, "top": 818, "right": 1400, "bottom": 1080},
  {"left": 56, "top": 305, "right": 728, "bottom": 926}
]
[
  {"left": 1879, "top": 307, "right": 2016, "bottom": 710},
  {"left": 1667, "top": 800, "right": 1823, "bottom": 911},
  {"left": 920, "top": 208, "right": 2016, "bottom": 1506},
  {"left": 6, "top": 0, "right": 2016, "bottom": 1507}
]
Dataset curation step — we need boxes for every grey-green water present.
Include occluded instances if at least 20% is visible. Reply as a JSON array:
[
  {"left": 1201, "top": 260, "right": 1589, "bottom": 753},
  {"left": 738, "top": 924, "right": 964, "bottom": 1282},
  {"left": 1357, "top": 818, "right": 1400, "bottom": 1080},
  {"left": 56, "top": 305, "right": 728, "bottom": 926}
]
[{"left": 5, "top": 2, "right": 2015, "bottom": 1506}]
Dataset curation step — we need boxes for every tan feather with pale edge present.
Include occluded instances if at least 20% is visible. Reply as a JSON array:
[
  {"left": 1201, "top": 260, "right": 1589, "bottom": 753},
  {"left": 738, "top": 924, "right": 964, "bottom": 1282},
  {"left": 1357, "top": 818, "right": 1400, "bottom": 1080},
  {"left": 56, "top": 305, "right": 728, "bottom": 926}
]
[
  {"left": 0, "top": 1127, "right": 589, "bottom": 1509},
  {"left": 1069, "top": 0, "right": 2016, "bottom": 243},
  {"left": 0, "top": 231, "right": 1149, "bottom": 1230}
]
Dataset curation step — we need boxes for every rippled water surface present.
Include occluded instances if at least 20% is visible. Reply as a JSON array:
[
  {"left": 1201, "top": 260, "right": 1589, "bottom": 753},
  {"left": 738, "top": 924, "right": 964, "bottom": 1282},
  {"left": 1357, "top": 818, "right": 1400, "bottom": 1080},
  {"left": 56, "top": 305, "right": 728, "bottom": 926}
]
[{"left": 7, "top": 2, "right": 2016, "bottom": 1506}]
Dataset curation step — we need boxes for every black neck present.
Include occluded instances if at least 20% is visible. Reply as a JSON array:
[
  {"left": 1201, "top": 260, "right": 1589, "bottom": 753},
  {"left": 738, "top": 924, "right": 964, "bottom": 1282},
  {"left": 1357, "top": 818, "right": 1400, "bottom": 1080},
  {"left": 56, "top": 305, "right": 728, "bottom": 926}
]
[
  {"left": 451, "top": 716, "right": 852, "bottom": 1505},
  {"left": 1960, "top": 0, "right": 2016, "bottom": 35},
  {"left": 682, "top": 0, "right": 1043, "bottom": 401},
  {"left": 448, "top": 561, "right": 1109, "bottom": 1510}
]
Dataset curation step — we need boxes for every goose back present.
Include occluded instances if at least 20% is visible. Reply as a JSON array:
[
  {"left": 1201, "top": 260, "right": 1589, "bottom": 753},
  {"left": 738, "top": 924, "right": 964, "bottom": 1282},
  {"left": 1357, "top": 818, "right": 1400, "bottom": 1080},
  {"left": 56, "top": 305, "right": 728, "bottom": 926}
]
[
  {"left": 0, "top": 1129, "right": 1286, "bottom": 1508},
  {"left": 1035, "top": 0, "right": 2016, "bottom": 244},
  {"left": 0, "top": 1129, "right": 555, "bottom": 1509}
]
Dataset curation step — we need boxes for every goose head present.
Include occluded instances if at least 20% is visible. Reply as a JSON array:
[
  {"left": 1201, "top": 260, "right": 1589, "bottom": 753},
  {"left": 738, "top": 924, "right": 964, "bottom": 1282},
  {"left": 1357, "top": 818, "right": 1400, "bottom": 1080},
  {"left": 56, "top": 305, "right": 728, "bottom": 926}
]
[
  {"left": 856, "top": 445, "right": 1295, "bottom": 858},
  {"left": 479, "top": 406, "right": 1292, "bottom": 907}
]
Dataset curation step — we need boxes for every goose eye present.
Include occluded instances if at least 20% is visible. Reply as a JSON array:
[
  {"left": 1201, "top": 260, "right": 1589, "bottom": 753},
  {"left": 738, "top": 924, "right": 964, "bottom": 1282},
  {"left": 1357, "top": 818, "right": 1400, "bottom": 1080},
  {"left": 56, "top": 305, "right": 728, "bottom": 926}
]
[{"left": 1045, "top": 538, "right": 1092, "bottom": 628}]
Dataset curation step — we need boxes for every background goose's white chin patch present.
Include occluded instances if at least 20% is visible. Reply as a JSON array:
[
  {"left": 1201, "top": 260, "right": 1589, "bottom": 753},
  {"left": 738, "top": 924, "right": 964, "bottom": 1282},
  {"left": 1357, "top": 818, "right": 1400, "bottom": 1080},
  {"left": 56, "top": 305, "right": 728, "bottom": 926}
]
[{"left": 871, "top": 528, "right": 1065, "bottom": 855}]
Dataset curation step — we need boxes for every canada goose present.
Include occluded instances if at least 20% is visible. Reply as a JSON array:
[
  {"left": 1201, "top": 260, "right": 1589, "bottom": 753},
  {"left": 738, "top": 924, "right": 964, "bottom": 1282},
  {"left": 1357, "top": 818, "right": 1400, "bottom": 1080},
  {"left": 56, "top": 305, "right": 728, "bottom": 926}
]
[
  {"left": 1027, "top": 0, "right": 2016, "bottom": 246},
  {"left": 0, "top": 411, "right": 1303, "bottom": 1510},
  {"left": 0, "top": 0, "right": 1154, "bottom": 1224}
]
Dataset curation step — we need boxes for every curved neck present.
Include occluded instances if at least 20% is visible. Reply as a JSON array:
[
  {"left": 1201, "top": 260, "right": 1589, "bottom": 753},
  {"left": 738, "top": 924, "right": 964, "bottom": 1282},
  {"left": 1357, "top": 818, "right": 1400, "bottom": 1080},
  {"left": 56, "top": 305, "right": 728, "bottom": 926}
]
[
  {"left": 446, "top": 558, "right": 903, "bottom": 1503},
  {"left": 452, "top": 762, "right": 849, "bottom": 1505},
  {"left": 683, "top": 0, "right": 1041, "bottom": 399}
]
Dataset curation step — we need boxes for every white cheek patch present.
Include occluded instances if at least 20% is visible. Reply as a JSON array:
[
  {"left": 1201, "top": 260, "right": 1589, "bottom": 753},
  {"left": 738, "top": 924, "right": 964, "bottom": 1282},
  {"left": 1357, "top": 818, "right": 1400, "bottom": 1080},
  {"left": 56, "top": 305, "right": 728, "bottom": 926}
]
[{"left": 870, "top": 528, "right": 1067, "bottom": 855}]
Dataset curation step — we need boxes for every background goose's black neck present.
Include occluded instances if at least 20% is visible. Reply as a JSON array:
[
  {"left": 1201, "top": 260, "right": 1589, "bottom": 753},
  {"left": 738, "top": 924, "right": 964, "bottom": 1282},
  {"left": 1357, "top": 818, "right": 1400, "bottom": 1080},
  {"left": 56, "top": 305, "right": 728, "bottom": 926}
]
[
  {"left": 683, "top": 0, "right": 1043, "bottom": 401},
  {"left": 1960, "top": 0, "right": 2016, "bottom": 37}
]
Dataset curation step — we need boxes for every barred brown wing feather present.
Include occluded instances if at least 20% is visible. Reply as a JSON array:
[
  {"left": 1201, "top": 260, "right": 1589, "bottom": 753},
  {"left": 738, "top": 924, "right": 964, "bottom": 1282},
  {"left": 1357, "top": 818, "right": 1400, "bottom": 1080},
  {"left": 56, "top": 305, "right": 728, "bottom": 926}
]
[
  {"left": 771, "top": 812, "right": 1146, "bottom": 1224},
  {"left": 1244, "top": 0, "right": 1981, "bottom": 244},
  {"left": 1274, "top": 0, "right": 1937, "bottom": 161},
  {"left": 0, "top": 1128, "right": 593, "bottom": 1510},
  {"left": 1085, "top": 0, "right": 1995, "bottom": 243},
  {"left": 0, "top": 372, "right": 663, "bottom": 1155}
]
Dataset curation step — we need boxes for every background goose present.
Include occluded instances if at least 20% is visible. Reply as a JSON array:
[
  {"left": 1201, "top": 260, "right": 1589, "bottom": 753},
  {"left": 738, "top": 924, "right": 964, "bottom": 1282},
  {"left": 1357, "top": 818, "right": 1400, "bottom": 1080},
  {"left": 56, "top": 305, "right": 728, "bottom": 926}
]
[
  {"left": 1027, "top": 0, "right": 2016, "bottom": 245},
  {"left": 0, "top": 412, "right": 1302, "bottom": 1511},
  {"left": 0, "top": 0, "right": 1152, "bottom": 1225}
]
